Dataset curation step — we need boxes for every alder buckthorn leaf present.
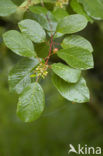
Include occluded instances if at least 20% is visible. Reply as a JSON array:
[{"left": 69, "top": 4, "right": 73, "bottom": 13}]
[
  {"left": 30, "top": 11, "right": 57, "bottom": 32},
  {"left": 52, "top": 74, "right": 90, "bottom": 103},
  {"left": 57, "top": 47, "right": 94, "bottom": 70},
  {"left": 56, "top": 14, "right": 88, "bottom": 35},
  {"left": 70, "top": 0, "right": 93, "bottom": 22},
  {"left": 17, "top": 82, "right": 45, "bottom": 122},
  {"left": 9, "top": 58, "right": 39, "bottom": 94},
  {"left": 78, "top": 0, "right": 103, "bottom": 20},
  {"left": 3, "top": 30, "right": 36, "bottom": 57},
  {"left": 62, "top": 35, "right": 93, "bottom": 53},
  {"left": 18, "top": 19, "right": 46, "bottom": 43},
  {"left": 0, "top": 0, "right": 17, "bottom": 17},
  {"left": 51, "top": 63, "right": 81, "bottom": 83}
]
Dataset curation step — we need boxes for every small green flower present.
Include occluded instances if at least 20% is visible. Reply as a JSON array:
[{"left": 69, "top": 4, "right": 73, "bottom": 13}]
[
  {"left": 56, "top": 0, "right": 69, "bottom": 8},
  {"left": 31, "top": 62, "right": 48, "bottom": 79}
]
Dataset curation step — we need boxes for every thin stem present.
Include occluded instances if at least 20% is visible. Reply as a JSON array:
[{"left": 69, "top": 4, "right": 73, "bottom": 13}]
[
  {"left": 36, "top": 0, "right": 58, "bottom": 82},
  {"left": 45, "top": 34, "right": 53, "bottom": 65},
  {"left": 41, "top": 0, "right": 53, "bottom": 30},
  {"left": 40, "top": 0, "right": 54, "bottom": 65}
]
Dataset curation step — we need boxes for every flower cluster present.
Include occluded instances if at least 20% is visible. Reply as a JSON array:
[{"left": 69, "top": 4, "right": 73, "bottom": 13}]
[
  {"left": 56, "top": 0, "right": 69, "bottom": 8},
  {"left": 31, "top": 62, "right": 48, "bottom": 79}
]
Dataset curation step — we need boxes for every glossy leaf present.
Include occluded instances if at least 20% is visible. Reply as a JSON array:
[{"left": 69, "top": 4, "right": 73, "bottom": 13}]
[
  {"left": 78, "top": 0, "right": 103, "bottom": 20},
  {"left": 9, "top": 58, "right": 39, "bottom": 94},
  {"left": 51, "top": 63, "right": 81, "bottom": 83},
  {"left": 0, "top": 0, "right": 17, "bottom": 17},
  {"left": 56, "top": 14, "right": 88, "bottom": 35},
  {"left": 30, "top": 11, "right": 57, "bottom": 32},
  {"left": 57, "top": 47, "right": 94, "bottom": 70},
  {"left": 3, "top": 30, "right": 36, "bottom": 57},
  {"left": 18, "top": 19, "right": 46, "bottom": 43},
  {"left": 70, "top": 0, "right": 93, "bottom": 22},
  {"left": 52, "top": 8, "right": 68, "bottom": 37},
  {"left": 52, "top": 74, "right": 90, "bottom": 103},
  {"left": 62, "top": 35, "right": 93, "bottom": 52},
  {"left": 17, "top": 82, "right": 45, "bottom": 122}
]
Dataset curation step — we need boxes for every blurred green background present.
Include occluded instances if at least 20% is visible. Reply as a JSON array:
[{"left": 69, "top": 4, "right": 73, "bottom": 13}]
[{"left": 0, "top": 4, "right": 103, "bottom": 156}]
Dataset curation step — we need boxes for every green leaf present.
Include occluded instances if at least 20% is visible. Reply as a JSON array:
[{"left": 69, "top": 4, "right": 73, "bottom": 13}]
[
  {"left": 29, "top": 6, "right": 48, "bottom": 15},
  {"left": 52, "top": 74, "right": 90, "bottom": 103},
  {"left": 70, "top": 0, "right": 93, "bottom": 22},
  {"left": 52, "top": 8, "right": 68, "bottom": 38},
  {"left": 8, "top": 58, "right": 39, "bottom": 94},
  {"left": 62, "top": 35, "right": 93, "bottom": 53},
  {"left": 17, "top": 82, "right": 45, "bottom": 122},
  {"left": 53, "top": 32, "right": 63, "bottom": 39},
  {"left": 51, "top": 63, "right": 81, "bottom": 83},
  {"left": 0, "top": 0, "right": 17, "bottom": 17},
  {"left": 57, "top": 47, "right": 94, "bottom": 70},
  {"left": 18, "top": 19, "right": 46, "bottom": 43},
  {"left": 53, "top": 8, "right": 68, "bottom": 21},
  {"left": 29, "top": 11, "right": 57, "bottom": 32},
  {"left": 3, "top": 30, "right": 36, "bottom": 57},
  {"left": 56, "top": 14, "right": 88, "bottom": 35},
  {"left": 78, "top": 0, "right": 103, "bottom": 20}
]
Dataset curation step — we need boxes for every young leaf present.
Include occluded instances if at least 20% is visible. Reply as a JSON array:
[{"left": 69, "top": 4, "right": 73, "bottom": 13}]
[
  {"left": 52, "top": 74, "right": 90, "bottom": 103},
  {"left": 70, "top": 0, "right": 93, "bottom": 22},
  {"left": 3, "top": 30, "right": 36, "bottom": 57},
  {"left": 17, "top": 82, "right": 45, "bottom": 122},
  {"left": 18, "top": 19, "right": 46, "bottom": 43},
  {"left": 51, "top": 63, "right": 81, "bottom": 83},
  {"left": 78, "top": 0, "right": 103, "bottom": 20},
  {"left": 0, "top": 0, "right": 17, "bottom": 17},
  {"left": 62, "top": 35, "right": 93, "bottom": 53},
  {"left": 9, "top": 58, "right": 39, "bottom": 94},
  {"left": 57, "top": 47, "right": 94, "bottom": 70},
  {"left": 56, "top": 14, "right": 88, "bottom": 35}
]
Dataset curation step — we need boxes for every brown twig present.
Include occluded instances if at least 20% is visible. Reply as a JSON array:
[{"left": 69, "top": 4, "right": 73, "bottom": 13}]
[
  {"left": 45, "top": 34, "right": 53, "bottom": 64},
  {"left": 40, "top": 0, "right": 54, "bottom": 65}
]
